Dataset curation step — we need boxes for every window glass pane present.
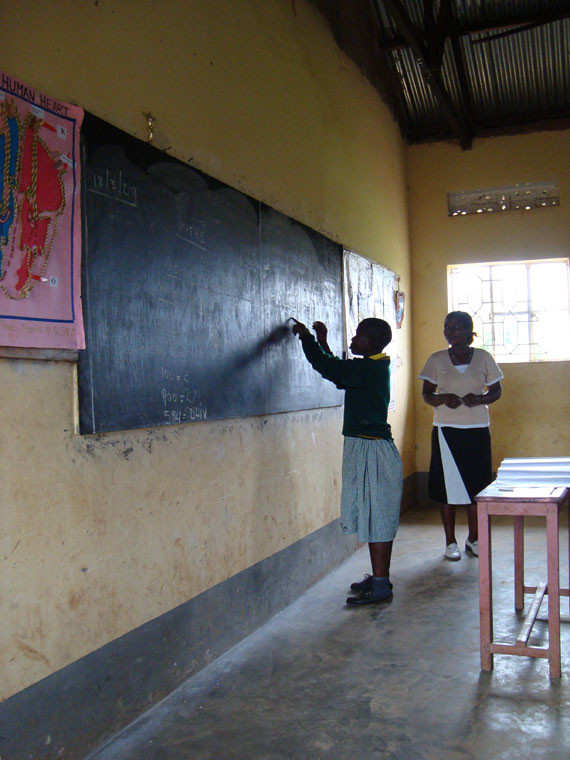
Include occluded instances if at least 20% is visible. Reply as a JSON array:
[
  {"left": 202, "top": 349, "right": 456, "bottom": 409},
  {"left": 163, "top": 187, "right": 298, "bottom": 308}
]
[
  {"left": 530, "top": 262, "right": 569, "bottom": 312},
  {"left": 479, "top": 317, "right": 493, "bottom": 352},
  {"left": 531, "top": 309, "right": 570, "bottom": 361},
  {"left": 447, "top": 258, "right": 570, "bottom": 363},
  {"left": 467, "top": 266, "right": 488, "bottom": 315},
  {"left": 491, "top": 264, "right": 527, "bottom": 314},
  {"left": 503, "top": 314, "right": 520, "bottom": 355}
]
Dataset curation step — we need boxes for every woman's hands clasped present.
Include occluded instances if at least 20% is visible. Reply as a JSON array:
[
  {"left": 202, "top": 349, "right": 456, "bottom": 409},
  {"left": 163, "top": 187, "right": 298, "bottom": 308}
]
[
  {"left": 441, "top": 393, "right": 483, "bottom": 408},
  {"left": 462, "top": 393, "right": 483, "bottom": 407}
]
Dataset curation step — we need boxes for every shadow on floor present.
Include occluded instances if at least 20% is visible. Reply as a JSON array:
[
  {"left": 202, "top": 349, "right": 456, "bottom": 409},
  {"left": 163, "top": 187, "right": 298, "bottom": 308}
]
[{"left": 88, "top": 506, "right": 570, "bottom": 760}]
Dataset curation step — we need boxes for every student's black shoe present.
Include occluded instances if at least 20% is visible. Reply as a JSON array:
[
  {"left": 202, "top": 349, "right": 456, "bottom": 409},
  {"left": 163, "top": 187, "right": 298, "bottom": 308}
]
[
  {"left": 346, "top": 589, "right": 393, "bottom": 606},
  {"left": 350, "top": 574, "right": 393, "bottom": 593},
  {"left": 350, "top": 574, "right": 373, "bottom": 592}
]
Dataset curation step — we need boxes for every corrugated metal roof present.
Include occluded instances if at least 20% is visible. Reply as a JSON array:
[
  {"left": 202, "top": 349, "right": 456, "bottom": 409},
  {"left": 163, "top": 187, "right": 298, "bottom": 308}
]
[
  {"left": 464, "top": 21, "right": 570, "bottom": 122},
  {"left": 313, "top": 0, "right": 570, "bottom": 147}
]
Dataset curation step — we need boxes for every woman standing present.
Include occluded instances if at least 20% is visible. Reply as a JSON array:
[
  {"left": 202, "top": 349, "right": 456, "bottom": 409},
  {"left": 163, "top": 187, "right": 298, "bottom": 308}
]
[{"left": 418, "top": 312, "right": 503, "bottom": 561}]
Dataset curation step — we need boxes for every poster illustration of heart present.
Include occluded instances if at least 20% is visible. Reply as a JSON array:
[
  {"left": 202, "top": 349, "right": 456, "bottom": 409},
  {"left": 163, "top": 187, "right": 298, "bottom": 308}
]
[{"left": 0, "top": 72, "right": 85, "bottom": 349}]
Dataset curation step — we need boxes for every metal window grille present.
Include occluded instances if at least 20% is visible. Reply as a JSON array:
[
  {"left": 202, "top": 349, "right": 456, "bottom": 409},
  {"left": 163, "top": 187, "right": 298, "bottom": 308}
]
[
  {"left": 447, "top": 182, "right": 559, "bottom": 216},
  {"left": 447, "top": 259, "right": 570, "bottom": 363}
]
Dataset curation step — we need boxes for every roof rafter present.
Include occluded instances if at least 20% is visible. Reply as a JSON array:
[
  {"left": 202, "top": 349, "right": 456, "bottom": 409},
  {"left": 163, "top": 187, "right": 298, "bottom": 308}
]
[
  {"left": 449, "top": 34, "right": 475, "bottom": 131},
  {"left": 311, "top": 0, "right": 569, "bottom": 148},
  {"left": 380, "top": 6, "right": 570, "bottom": 51},
  {"left": 380, "top": 0, "right": 474, "bottom": 148}
]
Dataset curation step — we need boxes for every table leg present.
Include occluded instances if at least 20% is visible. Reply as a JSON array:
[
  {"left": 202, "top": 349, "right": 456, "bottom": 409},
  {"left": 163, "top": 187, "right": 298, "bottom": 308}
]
[
  {"left": 514, "top": 515, "right": 524, "bottom": 611},
  {"left": 546, "top": 504, "right": 561, "bottom": 679},
  {"left": 478, "top": 503, "right": 493, "bottom": 671}
]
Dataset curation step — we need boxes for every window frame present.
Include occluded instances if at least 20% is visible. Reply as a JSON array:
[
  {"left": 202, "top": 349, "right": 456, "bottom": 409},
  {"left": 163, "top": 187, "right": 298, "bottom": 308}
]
[{"left": 447, "top": 257, "right": 570, "bottom": 364}]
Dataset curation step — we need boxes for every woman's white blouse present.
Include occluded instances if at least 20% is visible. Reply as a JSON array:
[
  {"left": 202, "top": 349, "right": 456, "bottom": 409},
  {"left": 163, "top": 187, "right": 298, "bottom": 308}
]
[{"left": 418, "top": 348, "right": 503, "bottom": 428}]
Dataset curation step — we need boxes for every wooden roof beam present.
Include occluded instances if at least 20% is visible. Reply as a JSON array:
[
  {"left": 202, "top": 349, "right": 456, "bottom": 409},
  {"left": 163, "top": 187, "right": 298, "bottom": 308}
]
[
  {"left": 380, "top": 0, "right": 473, "bottom": 148},
  {"left": 380, "top": 7, "right": 570, "bottom": 51},
  {"left": 423, "top": 0, "right": 453, "bottom": 71},
  {"left": 449, "top": 34, "right": 475, "bottom": 133}
]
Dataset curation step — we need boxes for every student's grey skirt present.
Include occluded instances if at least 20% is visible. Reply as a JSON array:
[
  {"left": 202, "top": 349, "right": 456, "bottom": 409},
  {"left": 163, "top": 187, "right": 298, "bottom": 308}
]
[{"left": 340, "top": 436, "right": 403, "bottom": 543}]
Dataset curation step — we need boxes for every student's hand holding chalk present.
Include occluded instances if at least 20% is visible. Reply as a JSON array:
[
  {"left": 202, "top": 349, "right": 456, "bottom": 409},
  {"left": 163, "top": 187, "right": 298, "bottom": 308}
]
[
  {"left": 290, "top": 317, "right": 310, "bottom": 337},
  {"left": 312, "top": 320, "right": 334, "bottom": 355},
  {"left": 312, "top": 321, "right": 328, "bottom": 343}
]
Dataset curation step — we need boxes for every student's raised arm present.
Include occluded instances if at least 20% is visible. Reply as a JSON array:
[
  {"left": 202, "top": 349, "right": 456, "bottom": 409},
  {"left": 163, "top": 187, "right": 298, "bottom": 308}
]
[
  {"left": 312, "top": 321, "right": 333, "bottom": 356},
  {"left": 290, "top": 317, "right": 310, "bottom": 337}
]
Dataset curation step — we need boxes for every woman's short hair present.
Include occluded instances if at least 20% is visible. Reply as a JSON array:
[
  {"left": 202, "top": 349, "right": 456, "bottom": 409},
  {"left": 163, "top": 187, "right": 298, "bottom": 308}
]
[{"left": 446, "top": 311, "right": 473, "bottom": 331}]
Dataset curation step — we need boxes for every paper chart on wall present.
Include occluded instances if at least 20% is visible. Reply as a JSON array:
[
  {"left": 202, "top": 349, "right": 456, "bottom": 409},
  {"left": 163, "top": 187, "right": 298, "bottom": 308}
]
[
  {"left": 0, "top": 71, "right": 85, "bottom": 349},
  {"left": 342, "top": 249, "right": 398, "bottom": 411}
]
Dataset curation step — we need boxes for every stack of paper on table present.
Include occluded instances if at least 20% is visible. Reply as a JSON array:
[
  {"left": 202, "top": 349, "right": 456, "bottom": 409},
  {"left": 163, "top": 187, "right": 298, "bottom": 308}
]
[{"left": 495, "top": 457, "right": 570, "bottom": 487}]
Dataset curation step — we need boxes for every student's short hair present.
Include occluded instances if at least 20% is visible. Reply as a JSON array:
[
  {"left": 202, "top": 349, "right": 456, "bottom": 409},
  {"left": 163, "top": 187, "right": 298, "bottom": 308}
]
[
  {"left": 359, "top": 318, "right": 392, "bottom": 350},
  {"left": 446, "top": 311, "right": 473, "bottom": 331}
]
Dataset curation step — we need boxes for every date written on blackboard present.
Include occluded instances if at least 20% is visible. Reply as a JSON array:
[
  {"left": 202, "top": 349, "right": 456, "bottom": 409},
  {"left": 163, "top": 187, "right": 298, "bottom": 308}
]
[{"left": 88, "top": 168, "right": 137, "bottom": 207}]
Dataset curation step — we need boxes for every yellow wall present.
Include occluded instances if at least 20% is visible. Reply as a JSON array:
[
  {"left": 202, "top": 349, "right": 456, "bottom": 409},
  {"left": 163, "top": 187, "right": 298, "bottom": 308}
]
[
  {"left": 408, "top": 131, "right": 570, "bottom": 473},
  {"left": 0, "top": 0, "right": 412, "bottom": 699}
]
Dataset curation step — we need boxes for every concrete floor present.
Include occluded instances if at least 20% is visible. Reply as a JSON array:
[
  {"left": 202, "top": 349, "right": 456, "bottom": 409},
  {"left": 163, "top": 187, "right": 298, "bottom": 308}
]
[{"left": 88, "top": 506, "right": 570, "bottom": 759}]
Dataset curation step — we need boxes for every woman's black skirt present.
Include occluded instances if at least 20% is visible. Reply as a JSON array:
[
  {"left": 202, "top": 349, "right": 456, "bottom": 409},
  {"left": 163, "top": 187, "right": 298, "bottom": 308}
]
[{"left": 429, "top": 426, "right": 492, "bottom": 505}]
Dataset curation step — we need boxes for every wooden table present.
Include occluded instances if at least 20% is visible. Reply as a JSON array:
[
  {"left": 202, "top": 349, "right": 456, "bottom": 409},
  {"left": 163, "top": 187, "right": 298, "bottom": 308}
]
[{"left": 476, "top": 483, "right": 569, "bottom": 678}]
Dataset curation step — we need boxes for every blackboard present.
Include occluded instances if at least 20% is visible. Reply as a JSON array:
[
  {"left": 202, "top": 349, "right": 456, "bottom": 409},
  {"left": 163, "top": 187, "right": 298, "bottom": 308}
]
[{"left": 77, "top": 115, "right": 344, "bottom": 434}]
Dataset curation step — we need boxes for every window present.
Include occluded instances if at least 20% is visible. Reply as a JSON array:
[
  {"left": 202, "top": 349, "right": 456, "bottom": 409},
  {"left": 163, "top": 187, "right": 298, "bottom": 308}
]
[{"left": 447, "top": 259, "right": 570, "bottom": 363}]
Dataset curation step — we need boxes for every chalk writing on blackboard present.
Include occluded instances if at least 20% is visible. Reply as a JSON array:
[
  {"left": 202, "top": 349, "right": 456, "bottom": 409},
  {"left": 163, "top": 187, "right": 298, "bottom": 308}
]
[
  {"left": 176, "top": 217, "right": 207, "bottom": 250},
  {"left": 88, "top": 168, "right": 137, "bottom": 206},
  {"left": 161, "top": 366, "right": 207, "bottom": 423},
  {"left": 163, "top": 407, "right": 208, "bottom": 424}
]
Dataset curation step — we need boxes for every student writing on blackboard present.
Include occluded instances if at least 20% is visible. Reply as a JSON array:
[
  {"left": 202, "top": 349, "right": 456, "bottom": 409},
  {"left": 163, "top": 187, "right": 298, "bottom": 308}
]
[{"left": 291, "top": 317, "right": 403, "bottom": 605}]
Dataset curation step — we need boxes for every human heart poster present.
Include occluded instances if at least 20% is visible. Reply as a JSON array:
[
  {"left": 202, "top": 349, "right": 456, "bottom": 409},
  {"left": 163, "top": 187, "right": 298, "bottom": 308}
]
[{"left": 0, "top": 72, "right": 85, "bottom": 349}]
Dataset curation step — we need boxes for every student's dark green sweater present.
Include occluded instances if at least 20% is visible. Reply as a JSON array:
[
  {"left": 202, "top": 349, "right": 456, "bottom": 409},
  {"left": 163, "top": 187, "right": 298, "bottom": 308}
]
[{"left": 300, "top": 333, "right": 392, "bottom": 440}]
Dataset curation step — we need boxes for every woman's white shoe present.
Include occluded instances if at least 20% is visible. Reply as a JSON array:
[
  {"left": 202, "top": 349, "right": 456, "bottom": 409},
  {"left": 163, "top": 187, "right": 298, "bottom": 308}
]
[
  {"left": 445, "top": 542, "right": 461, "bottom": 561},
  {"left": 465, "top": 538, "right": 479, "bottom": 556}
]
